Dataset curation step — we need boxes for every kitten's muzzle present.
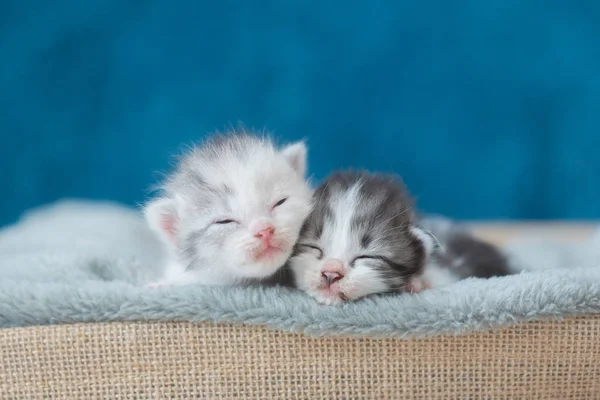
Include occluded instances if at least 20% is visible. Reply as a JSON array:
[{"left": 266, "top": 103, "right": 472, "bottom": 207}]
[{"left": 316, "top": 258, "right": 350, "bottom": 303}]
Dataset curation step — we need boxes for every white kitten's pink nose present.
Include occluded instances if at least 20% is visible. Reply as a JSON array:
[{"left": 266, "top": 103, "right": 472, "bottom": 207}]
[{"left": 253, "top": 225, "right": 275, "bottom": 242}]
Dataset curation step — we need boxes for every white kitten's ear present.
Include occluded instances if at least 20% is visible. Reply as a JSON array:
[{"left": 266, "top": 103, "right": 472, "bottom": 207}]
[
  {"left": 144, "top": 197, "right": 179, "bottom": 249},
  {"left": 410, "top": 225, "right": 442, "bottom": 257},
  {"left": 281, "top": 141, "right": 307, "bottom": 177}
]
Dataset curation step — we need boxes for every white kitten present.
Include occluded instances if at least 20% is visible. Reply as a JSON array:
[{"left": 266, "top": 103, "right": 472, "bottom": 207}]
[{"left": 144, "top": 130, "right": 313, "bottom": 287}]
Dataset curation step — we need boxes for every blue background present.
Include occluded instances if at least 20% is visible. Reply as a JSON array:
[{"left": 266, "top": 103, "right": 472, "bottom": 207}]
[{"left": 1, "top": 0, "right": 599, "bottom": 226}]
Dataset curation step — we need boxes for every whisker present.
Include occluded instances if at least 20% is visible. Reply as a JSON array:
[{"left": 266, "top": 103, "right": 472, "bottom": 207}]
[{"left": 376, "top": 224, "right": 412, "bottom": 238}]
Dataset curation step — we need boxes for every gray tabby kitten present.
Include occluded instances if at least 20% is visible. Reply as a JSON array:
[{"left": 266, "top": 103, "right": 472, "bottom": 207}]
[
  {"left": 144, "top": 130, "right": 313, "bottom": 287},
  {"left": 289, "top": 170, "right": 510, "bottom": 305}
]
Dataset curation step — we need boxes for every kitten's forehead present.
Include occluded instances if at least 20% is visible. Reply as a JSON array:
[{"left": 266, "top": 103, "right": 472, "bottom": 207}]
[
  {"left": 303, "top": 171, "right": 417, "bottom": 257},
  {"left": 316, "top": 171, "right": 413, "bottom": 228},
  {"left": 165, "top": 133, "right": 303, "bottom": 215},
  {"left": 183, "top": 134, "right": 282, "bottom": 183},
  {"left": 186, "top": 133, "right": 275, "bottom": 165}
]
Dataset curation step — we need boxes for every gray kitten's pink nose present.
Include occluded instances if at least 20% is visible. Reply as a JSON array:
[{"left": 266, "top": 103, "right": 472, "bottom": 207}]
[
  {"left": 321, "top": 259, "right": 345, "bottom": 286},
  {"left": 322, "top": 271, "right": 343, "bottom": 285}
]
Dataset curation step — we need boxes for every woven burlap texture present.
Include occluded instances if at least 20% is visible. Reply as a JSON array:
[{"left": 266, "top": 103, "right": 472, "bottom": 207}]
[{"left": 2, "top": 315, "right": 600, "bottom": 399}]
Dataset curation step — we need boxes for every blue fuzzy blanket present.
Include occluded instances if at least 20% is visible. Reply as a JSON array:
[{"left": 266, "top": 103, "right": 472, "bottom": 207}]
[{"left": 1, "top": 201, "right": 599, "bottom": 337}]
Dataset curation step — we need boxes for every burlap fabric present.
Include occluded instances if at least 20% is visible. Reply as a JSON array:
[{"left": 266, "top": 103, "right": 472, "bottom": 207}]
[{"left": 2, "top": 315, "right": 599, "bottom": 399}]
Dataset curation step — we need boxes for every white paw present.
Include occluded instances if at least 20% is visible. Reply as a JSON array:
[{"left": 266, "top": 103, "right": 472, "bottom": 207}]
[{"left": 406, "top": 277, "right": 431, "bottom": 294}]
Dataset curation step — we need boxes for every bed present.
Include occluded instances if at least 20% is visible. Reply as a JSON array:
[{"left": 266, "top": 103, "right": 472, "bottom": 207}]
[{"left": 1, "top": 212, "right": 599, "bottom": 399}]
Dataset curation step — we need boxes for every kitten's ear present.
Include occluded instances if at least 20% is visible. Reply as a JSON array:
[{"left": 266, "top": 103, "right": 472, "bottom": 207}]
[
  {"left": 281, "top": 141, "right": 307, "bottom": 177},
  {"left": 410, "top": 225, "right": 442, "bottom": 257},
  {"left": 143, "top": 197, "right": 180, "bottom": 249}
]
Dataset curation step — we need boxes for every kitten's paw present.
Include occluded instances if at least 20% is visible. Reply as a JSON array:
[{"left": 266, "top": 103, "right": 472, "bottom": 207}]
[{"left": 406, "top": 277, "right": 431, "bottom": 294}]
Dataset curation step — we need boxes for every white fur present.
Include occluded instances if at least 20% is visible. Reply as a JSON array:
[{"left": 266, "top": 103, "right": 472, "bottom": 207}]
[
  {"left": 281, "top": 142, "right": 307, "bottom": 177},
  {"left": 410, "top": 226, "right": 439, "bottom": 254},
  {"left": 143, "top": 195, "right": 184, "bottom": 253},
  {"left": 323, "top": 183, "right": 363, "bottom": 260},
  {"left": 339, "top": 263, "right": 392, "bottom": 302},
  {"left": 291, "top": 186, "right": 366, "bottom": 304},
  {"left": 144, "top": 134, "right": 313, "bottom": 287},
  {"left": 408, "top": 225, "right": 458, "bottom": 287}
]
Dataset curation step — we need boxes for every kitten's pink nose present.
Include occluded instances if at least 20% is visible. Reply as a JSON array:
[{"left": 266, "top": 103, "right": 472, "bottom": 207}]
[
  {"left": 322, "top": 271, "right": 343, "bottom": 285},
  {"left": 321, "top": 258, "right": 345, "bottom": 286},
  {"left": 254, "top": 225, "right": 275, "bottom": 242}
]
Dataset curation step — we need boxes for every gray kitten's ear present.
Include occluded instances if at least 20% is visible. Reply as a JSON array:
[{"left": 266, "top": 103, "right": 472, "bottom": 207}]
[
  {"left": 410, "top": 225, "right": 442, "bottom": 256},
  {"left": 281, "top": 141, "right": 307, "bottom": 177},
  {"left": 143, "top": 197, "right": 180, "bottom": 249}
]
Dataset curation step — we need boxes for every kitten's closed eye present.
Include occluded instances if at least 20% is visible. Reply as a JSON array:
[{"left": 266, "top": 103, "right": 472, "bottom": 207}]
[
  {"left": 298, "top": 243, "right": 324, "bottom": 260},
  {"left": 273, "top": 198, "right": 288, "bottom": 208},
  {"left": 215, "top": 219, "right": 238, "bottom": 225},
  {"left": 352, "top": 255, "right": 382, "bottom": 263},
  {"left": 351, "top": 255, "right": 404, "bottom": 269}
]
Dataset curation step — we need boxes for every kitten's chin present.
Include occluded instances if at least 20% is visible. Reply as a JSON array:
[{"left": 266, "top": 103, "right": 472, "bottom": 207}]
[
  {"left": 254, "top": 245, "right": 283, "bottom": 261},
  {"left": 310, "top": 289, "right": 347, "bottom": 305},
  {"left": 240, "top": 248, "right": 290, "bottom": 279},
  {"left": 254, "top": 241, "right": 293, "bottom": 262}
]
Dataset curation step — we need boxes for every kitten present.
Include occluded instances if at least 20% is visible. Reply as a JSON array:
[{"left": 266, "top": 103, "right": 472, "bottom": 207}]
[
  {"left": 143, "top": 130, "right": 313, "bottom": 287},
  {"left": 289, "top": 170, "right": 510, "bottom": 305},
  {"left": 419, "top": 215, "right": 511, "bottom": 280}
]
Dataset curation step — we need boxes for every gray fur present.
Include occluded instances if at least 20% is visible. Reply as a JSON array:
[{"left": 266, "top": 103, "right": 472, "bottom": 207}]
[
  {"left": 292, "top": 171, "right": 427, "bottom": 294},
  {"left": 435, "top": 232, "right": 511, "bottom": 279},
  {"left": 291, "top": 170, "right": 511, "bottom": 301},
  {"left": 305, "top": 171, "right": 422, "bottom": 269},
  {"left": 421, "top": 216, "right": 511, "bottom": 279}
]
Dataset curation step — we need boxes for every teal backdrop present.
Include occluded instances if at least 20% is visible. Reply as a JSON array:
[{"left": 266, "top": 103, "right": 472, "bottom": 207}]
[{"left": 1, "top": 0, "right": 599, "bottom": 225}]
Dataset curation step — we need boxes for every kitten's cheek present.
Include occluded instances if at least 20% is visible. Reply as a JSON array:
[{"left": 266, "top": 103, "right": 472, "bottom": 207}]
[
  {"left": 342, "top": 286, "right": 363, "bottom": 301},
  {"left": 342, "top": 280, "right": 371, "bottom": 301}
]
